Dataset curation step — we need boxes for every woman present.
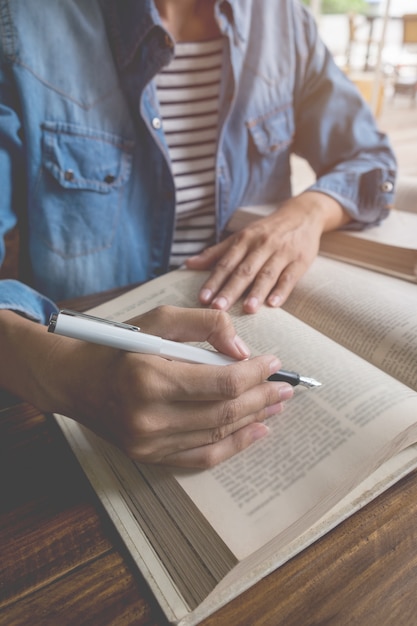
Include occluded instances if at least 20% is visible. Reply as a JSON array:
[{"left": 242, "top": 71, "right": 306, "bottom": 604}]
[{"left": 0, "top": 0, "right": 396, "bottom": 466}]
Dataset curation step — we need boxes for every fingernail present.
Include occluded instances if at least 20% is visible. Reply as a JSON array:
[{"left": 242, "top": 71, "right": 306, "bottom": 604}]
[
  {"left": 279, "top": 384, "right": 294, "bottom": 400},
  {"left": 243, "top": 296, "right": 259, "bottom": 312},
  {"left": 233, "top": 334, "right": 251, "bottom": 358},
  {"left": 269, "top": 358, "right": 282, "bottom": 375},
  {"left": 268, "top": 295, "right": 282, "bottom": 307},
  {"left": 212, "top": 296, "right": 228, "bottom": 310},
  {"left": 265, "top": 403, "right": 284, "bottom": 417},
  {"left": 200, "top": 288, "right": 213, "bottom": 303},
  {"left": 251, "top": 423, "right": 270, "bottom": 442}
]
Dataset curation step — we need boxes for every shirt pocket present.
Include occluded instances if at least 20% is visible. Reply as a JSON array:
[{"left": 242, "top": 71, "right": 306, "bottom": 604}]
[
  {"left": 242, "top": 104, "right": 295, "bottom": 203},
  {"left": 34, "top": 122, "right": 134, "bottom": 258},
  {"left": 246, "top": 104, "right": 295, "bottom": 156}
]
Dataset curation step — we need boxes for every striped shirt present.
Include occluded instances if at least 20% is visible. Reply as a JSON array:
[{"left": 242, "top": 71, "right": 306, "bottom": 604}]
[{"left": 155, "top": 38, "right": 223, "bottom": 267}]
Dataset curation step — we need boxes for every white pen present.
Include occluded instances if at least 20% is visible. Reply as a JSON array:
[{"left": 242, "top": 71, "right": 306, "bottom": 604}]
[{"left": 48, "top": 309, "right": 321, "bottom": 388}]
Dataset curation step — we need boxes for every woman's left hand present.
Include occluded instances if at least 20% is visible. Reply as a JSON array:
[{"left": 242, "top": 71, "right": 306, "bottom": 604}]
[{"left": 186, "top": 191, "right": 351, "bottom": 312}]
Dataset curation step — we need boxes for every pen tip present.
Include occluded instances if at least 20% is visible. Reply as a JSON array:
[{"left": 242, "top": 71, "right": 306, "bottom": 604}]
[{"left": 299, "top": 376, "right": 322, "bottom": 389}]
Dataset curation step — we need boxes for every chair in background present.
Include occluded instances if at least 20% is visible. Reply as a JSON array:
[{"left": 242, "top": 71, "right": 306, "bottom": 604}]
[
  {"left": 392, "top": 14, "right": 417, "bottom": 105},
  {"left": 345, "top": 12, "right": 377, "bottom": 71},
  {"left": 402, "top": 13, "right": 417, "bottom": 52}
]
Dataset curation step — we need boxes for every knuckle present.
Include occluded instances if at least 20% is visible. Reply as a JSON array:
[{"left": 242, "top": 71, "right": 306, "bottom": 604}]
[
  {"left": 220, "top": 398, "right": 241, "bottom": 425},
  {"left": 116, "top": 411, "right": 159, "bottom": 450},
  {"left": 252, "top": 357, "right": 271, "bottom": 384},
  {"left": 198, "top": 447, "right": 222, "bottom": 469},
  {"left": 218, "top": 368, "right": 245, "bottom": 398},
  {"left": 216, "top": 396, "right": 244, "bottom": 431},
  {"left": 233, "top": 229, "right": 251, "bottom": 247},
  {"left": 279, "top": 268, "right": 296, "bottom": 288},
  {"left": 122, "top": 420, "right": 169, "bottom": 464},
  {"left": 265, "top": 381, "right": 283, "bottom": 404},
  {"left": 257, "top": 264, "right": 276, "bottom": 281},
  {"left": 132, "top": 413, "right": 159, "bottom": 439},
  {"left": 120, "top": 429, "right": 156, "bottom": 461},
  {"left": 151, "top": 304, "right": 177, "bottom": 325},
  {"left": 254, "top": 230, "right": 270, "bottom": 247},
  {"left": 234, "top": 262, "right": 255, "bottom": 279},
  {"left": 215, "top": 255, "right": 234, "bottom": 272},
  {"left": 210, "top": 426, "right": 224, "bottom": 445},
  {"left": 128, "top": 445, "right": 162, "bottom": 464},
  {"left": 211, "top": 308, "right": 233, "bottom": 332}
]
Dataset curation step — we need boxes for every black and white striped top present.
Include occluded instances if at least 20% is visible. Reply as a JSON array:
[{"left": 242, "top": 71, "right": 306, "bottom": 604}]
[{"left": 155, "top": 38, "right": 223, "bottom": 267}]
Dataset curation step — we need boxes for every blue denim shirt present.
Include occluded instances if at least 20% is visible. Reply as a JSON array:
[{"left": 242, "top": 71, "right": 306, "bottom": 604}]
[{"left": 0, "top": 0, "right": 397, "bottom": 323}]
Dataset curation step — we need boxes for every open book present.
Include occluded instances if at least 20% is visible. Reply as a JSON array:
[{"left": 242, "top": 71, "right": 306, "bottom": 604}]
[
  {"left": 55, "top": 257, "right": 417, "bottom": 625},
  {"left": 226, "top": 206, "right": 417, "bottom": 283}
]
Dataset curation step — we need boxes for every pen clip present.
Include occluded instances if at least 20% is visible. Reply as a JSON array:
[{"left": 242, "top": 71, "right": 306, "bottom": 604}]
[{"left": 52, "top": 309, "right": 141, "bottom": 332}]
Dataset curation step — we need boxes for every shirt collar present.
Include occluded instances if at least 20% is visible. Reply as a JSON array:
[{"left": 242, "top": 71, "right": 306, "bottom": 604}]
[
  {"left": 99, "top": 0, "right": 246, "bottom": 69},
  {"left": 216, "top": 0, "right": 247, "bottom": 45},
  {"left": 99, "top": 0, "right": 163, "bottom": 69}
]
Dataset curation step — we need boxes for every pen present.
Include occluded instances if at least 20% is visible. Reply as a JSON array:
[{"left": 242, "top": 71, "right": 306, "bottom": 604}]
[{"left": 48, "top": 309, "right": 321, "bottom": 389}]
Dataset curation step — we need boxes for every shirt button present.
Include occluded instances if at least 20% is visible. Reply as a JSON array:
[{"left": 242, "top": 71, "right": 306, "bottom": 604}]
[
  {"left": 164, "top": 34, "right": 174, "bottom": 48},
  {"left": 64, "top": 169, "right": 75, "bottom": 182},
  {"left": 381, "top": 181, "right": 394, "bottom": 193},
  {"left": 104, "top": 174, "right": 116, "bottom": 184},
  {"left": 152, "top": 117, "right": 162, "bottom": 130}
]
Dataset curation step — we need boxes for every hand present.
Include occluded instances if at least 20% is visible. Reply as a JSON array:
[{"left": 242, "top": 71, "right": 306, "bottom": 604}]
[
  {"left": 186, "top": 191, "right": 351, "bottom": 312},
  {"left": 0, "top": 307, "right": 294, "bottom": 469}
]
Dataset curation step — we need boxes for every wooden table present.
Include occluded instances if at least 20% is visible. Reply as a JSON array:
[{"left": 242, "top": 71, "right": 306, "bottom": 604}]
[{"left": 2, "top": 289, "right": 417, "bottom": 625}]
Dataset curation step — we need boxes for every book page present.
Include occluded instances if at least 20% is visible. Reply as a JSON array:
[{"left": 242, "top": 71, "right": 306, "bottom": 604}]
[
  {"left": 282, "top": 256, "right": 417, "bottom": 391},
  {"left": 184, "top": 445, "right": 417, "bottom": 626},
  {"left": 89, "top": 268, "right": 417, "bottom": 561},
  {"left": 175, "top": 303, "right": 417, "bottom": 559}
]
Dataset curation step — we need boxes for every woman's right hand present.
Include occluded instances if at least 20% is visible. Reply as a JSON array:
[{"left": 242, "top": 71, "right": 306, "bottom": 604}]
[{"left": 0, "top": 306, "right": 294, "bottom": 468}]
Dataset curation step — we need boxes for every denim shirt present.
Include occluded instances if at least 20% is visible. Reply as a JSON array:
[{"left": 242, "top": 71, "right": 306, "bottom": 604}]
[{"left": 0, "top": 0, "right": 397, "bottom": 323}]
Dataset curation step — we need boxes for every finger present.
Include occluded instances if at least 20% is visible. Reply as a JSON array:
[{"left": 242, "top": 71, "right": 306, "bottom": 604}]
[
  {"left": 185, "top": 239, "right": 230, "bottom": 270},
  {"left": 130, "top": 305, "right": 251, "bottom": 360},
  {"left": 266, "top": 260, "right": 309, "bottom": 308},
  {"left": 127, "top": 399, "right": 285, "bottom": 463},
  {"left": 152, "top": 378, "right": 293, "bottom": 433},
  {"left": 241, "top": 253, "right": 289, "bottom": 313},
  {"left": 153, "top": 355, "right": 284, "bottom": 403},
  {"left": 202, "top": 229, "right": 277, "bottom": 311},
  {"left": 209, "top": 249, "right": 275, "bottom": 312},
  {"left": 159, "top": 422, "right": 271, "bottom": 469},
  {"left": 194, "top": 236, "right": 250, "bottom": 306}
]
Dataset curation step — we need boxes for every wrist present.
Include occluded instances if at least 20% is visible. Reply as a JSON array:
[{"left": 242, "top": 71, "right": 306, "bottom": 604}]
[
  {"left": 293, "top": 190, "right": 352, "bottom": 233},
  {"left": 0, "top": 309, "right": 71, "bottom": 412}
]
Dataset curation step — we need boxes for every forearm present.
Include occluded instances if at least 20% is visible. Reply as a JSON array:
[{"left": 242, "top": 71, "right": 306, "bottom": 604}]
[
  {"left": 1, "top": 310, "right": 49, "bottom": 403},
  {"left": 284, "top": 190, "right": 352, "bottom": 234},
  {"left": 0, "top": 310, "right": 72, "bottom": 412}
]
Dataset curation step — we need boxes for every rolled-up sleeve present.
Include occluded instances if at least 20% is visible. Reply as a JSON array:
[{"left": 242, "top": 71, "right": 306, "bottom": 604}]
[{"left": 0, "top": 279, "right": 58, "bottom": 323}]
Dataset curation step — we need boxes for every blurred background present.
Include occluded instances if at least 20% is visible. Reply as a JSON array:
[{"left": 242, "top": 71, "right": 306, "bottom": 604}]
[{"left": 293, "top": 0, "right": 417, "bottom": 201}]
